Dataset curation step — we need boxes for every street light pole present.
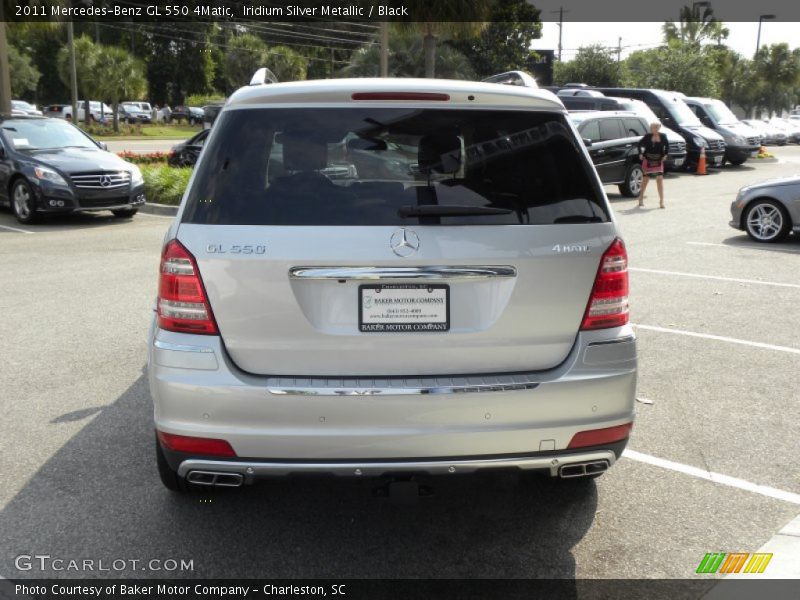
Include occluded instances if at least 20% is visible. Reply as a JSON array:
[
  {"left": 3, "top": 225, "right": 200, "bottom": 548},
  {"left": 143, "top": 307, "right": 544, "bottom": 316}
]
[{"left": 755, "top": 14, "right": 776, "bottom": 57}]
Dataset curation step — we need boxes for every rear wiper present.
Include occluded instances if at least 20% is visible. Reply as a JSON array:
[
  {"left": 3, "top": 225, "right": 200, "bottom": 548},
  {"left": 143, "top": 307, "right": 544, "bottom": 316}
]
[{"left": 398, "top": 205, "right": 513, "bottom": 218}]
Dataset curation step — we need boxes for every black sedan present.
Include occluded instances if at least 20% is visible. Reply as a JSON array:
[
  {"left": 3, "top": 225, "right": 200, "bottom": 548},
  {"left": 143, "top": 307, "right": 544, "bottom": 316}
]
[
  {"left": 0, "top": 116, "right": 146, "bottom": 224},
  {"left": 167, "top": 128, "right": 209, "bottom": 167}
]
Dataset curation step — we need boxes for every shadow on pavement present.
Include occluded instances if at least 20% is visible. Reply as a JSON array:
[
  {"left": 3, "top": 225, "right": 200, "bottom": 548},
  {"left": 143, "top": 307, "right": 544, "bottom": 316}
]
[
  {"left": 0, "top": 374, "right": 598, "bottom": 586},
  {"left": 720, "top": 233, "right": 800, "bottom": 253},
  {"left": 0, "top": 208, "right": 139, "bottom": 232}
]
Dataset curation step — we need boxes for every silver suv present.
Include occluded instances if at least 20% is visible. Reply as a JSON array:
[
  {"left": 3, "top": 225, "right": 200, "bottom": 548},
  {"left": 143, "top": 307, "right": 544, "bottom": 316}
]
[{"left": 148, "top": 78, "right": 637, "bottom": 491}]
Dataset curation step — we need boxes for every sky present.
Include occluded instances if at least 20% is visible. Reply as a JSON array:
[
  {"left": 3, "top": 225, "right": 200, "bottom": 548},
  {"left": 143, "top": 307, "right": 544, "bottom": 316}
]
[{"left": 530, "top": 22, "right": 800, "bottom": 61}]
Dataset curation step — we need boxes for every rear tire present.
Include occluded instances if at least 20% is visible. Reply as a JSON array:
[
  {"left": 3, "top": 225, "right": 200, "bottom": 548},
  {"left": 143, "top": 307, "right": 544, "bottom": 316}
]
[
  {"left": 744, "top": 199, "right": 791, "bottom": 243},
  {"left": 618, "top": 163, "right": 644, "bottom": 198},
  {"left": 156, "top": 435, "right": 187, "bottom": 492},
  {"left": 112, "top": 209, "right": 138, "bottom": 219}
]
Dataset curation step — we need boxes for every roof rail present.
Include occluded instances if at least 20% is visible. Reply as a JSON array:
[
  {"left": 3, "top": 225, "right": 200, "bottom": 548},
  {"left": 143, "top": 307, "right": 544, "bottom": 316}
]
[
  {"left": 249, "top": 68, "right": 279, "bottom": 86},
  {"left": 481, "top": 70, "right": 538, "bottom": 89}
]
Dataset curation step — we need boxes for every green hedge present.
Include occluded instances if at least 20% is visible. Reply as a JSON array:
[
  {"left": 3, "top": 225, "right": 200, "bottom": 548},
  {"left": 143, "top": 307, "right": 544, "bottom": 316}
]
[{"left": 142, "top": 165, "right": 192, "bottom": 205}]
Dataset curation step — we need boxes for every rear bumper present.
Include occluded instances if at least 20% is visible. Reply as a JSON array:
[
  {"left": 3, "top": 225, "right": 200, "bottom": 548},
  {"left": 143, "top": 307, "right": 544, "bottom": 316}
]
[
  {"left": 148, "top": 323, "right": 637, "bottom": 471},
  {"left": 174, "top": 443, "right": 627, "bottom": 483}
]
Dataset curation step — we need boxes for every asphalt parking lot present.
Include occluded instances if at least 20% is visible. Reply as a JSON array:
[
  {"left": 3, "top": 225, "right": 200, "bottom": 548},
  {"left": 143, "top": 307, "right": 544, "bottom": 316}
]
[{"left": 1, "top": 148, "right": 799, "bottom": 581}]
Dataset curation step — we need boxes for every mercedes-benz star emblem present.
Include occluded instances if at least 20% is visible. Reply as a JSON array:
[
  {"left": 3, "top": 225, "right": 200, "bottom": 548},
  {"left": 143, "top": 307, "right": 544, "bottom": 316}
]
[
  {"left": 390, "top": 229, "right": 419, "bottom": 257},
  {"left": 99, "top": 175, "right": 112, "bottom": 187}
]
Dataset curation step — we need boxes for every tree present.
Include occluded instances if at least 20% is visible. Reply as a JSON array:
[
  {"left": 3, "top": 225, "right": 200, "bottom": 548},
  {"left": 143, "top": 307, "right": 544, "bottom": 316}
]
[
  {"left": 624, "top": 42, "right": 718, "bottom": 96},
  {"left": 93, "top": 45, "right": 147, "bottom": 133},
  {"left": 223, "top": 34, "right": 268, "bottom": 94},
  {"left": 447, "top": 0, "right": 542, "bottom": 78},
  {"left": 754, "top": 44, "right": 800, "bottom": 117},
  {"left": 662, "top": 2, "right": 729, "bottom": 47},
  {"left": 267, "top": 45, "right": 307, "bottom": 82},
  {"left": 8, "top": 44, "right": 40, "bottom": 98},
  {"left": 342, "top": 32, "right": 475, "bottom": 80},
  {"left": 392, "top": 2, "right": 491, "bottom": 77},
  {"left": 554, "top": 44, "right": 624, "bottom": 87},
  {"left": 56, "top": 35, "right": 99, "bottom": 118}
]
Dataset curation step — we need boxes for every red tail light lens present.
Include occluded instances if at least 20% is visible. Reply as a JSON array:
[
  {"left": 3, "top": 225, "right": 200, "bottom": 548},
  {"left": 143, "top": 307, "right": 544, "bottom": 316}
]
[
  {"left": 157, "top": 240, "right": 218, "bottom": 335},
  {"left": 567, "top": 423, "right": 633, "bottom": 449},
  {"left": 581, "top": 238, "right": 629, "bottom": 330},
  {"left": 157, "top": 431, "right": 236, "bottom": 457},
  {"left": 351, "top": 92, "right": 450, "bottom": 101}
]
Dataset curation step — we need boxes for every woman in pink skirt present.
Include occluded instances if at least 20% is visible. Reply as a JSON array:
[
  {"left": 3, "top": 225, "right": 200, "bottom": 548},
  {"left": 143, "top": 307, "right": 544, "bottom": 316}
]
[{"left": 637, "top": 122, "right": 669, "bottom": 208}]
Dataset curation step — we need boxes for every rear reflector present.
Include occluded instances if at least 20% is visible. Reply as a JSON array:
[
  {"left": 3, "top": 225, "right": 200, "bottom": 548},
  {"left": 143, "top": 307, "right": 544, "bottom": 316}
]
[
  {"left": 157, "top": 239, "right": 219, "bottom": 335},
  {"left": 567, "top": 423, "right": 633, "bottom": 449},
  {"left": 581, "top": 238, "right": 629, "bottom": 330},
  {"left": 351, "top": 92, "right": 450, "bottom": 101},
  {"left": 157, "top": 431, "right": 237, "bottom": 457}
]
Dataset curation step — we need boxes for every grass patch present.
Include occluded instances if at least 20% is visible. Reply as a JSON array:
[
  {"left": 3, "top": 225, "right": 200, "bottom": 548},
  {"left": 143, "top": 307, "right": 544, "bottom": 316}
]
[
  {"left": 142, "top": 165, "right": 192, "bottom": 205},
  {"left": 93, "top": 123, "right": 202, "bottom": 140}
]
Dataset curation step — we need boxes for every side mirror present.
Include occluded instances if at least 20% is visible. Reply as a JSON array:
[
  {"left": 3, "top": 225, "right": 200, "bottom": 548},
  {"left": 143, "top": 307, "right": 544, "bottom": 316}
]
[
  {"left": 97, "top": 141, "right": 108, "bottom": 151},
  {"left": 582, "top": 138, "right": 593, "bottom": 147}
]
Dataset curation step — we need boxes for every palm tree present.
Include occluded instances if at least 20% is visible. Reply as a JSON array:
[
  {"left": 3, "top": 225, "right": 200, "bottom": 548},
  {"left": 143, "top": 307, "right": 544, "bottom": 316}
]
[
  {"left": 342, "top": 32, "right": 475, "bottom": 80},
  {"left": 662, "top": 3, "right": 729, "bottom": 46},
  {"left": 392, "top": 2, "right": 491, "bottom": 77},
  {"left": 755, "top": 44, "right": 800, "bottom": 117},
  {"left": 92, "top": 45, "right": 147, "bottom": 133}
]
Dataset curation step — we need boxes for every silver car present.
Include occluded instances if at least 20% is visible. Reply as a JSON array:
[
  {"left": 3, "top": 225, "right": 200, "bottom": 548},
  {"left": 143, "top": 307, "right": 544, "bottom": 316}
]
[
  {"left": 731, "top": 176, "right": 800, "bottom": 242},
  {"left": 148, "top": 78, "right": 637, "bottom": 492}
]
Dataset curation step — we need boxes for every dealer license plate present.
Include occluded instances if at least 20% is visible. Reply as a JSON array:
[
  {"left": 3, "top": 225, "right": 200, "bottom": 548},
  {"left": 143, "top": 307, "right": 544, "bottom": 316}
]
[{"left": 359, "top": 284, "right": 449, "bottom": 332}]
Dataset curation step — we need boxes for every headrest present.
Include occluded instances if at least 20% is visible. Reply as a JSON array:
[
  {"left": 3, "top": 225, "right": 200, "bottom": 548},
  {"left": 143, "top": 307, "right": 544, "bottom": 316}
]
[
  {"left": 418, "top": 132, "right": 462, "bottom": 175},
  {"left": 283, "top": 133, "right": 328, "bottom": 172}
]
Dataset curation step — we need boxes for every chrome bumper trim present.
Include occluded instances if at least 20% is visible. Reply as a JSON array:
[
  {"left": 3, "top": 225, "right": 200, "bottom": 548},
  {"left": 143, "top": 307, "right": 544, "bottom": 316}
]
[
  {"left": 177, "top": 450, "right": 617, "bottom": 479},
  {"left": 266, "top": 374, "right": 540, "bottom": 396},
  {"left": 289, "top": 265, "right": 517, "bottom": 281}
]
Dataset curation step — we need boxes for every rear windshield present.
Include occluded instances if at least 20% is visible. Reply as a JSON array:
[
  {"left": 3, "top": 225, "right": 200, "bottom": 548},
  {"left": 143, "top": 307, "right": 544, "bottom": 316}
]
[{"left": 182, "top": 107, "right": 609, "bottom": 226}]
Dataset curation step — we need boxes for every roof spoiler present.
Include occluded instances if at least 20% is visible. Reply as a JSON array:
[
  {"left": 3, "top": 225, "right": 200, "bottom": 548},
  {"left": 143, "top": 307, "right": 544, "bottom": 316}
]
[
  {"left": 481, "top": 71, "right": 538, "bottom": 89},
  {"left": 249, "top": 68, "right": 279, "bottom": 86}
]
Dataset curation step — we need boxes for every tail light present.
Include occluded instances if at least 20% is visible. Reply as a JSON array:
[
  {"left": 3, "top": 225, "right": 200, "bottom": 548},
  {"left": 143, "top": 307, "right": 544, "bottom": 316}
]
[
  {"left": 581, "top": 238, "right": 629, "bottom": 330},
  {"left": 157, "top": 239, "right": 218, "bottom": 335},
  {"left": 157, "top": 431, "right": 236, "bottom": 457},
  {"left": 567, "top": 423, "right": 633, "bottom": 449}
]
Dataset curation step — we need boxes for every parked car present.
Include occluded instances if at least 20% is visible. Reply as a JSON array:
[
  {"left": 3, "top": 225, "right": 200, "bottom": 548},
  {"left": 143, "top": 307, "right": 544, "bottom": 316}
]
[
  {"left": 43, "top": 101, "right": 114, "bottom": 123},
  {"left": 597, "top": 97, "right": 687, "bottom": 170},
  {"left": 741, "top": 119, "right": 785, "bottom": 146},
  {"left": 123, "top": 101, "right": 153, "bottom": 114},
  {"left": 0, "top": 116, "right": 145, "bottom": 223},
  {"left": 595, "top": 88, "right": 726, "bottom": 170},
  {"left": 169, "top": 105, "right": 204, "bottom": 125},
  {"left": 167, "top": 129, "right": 209, "bottom": 166},
  {"left": 149, "top": 77, "right": 636, "bottom": 492},
  {"left": 731, "top": 176, "right": 800, "bottom": 242},
  {"left": 202, "top": 104, "right": 224, "bottom": 129},
  {"left": 768, "top": 118, "right": 800, "bottom": 144},
  {"left": 684, "top": 97, "right": 760, "bottom": 165},
  {"left": 118, "top": 102, "right": 152, "bottom": 124},
  {"left": 11, "top": 100, "right": 43, "bottom": 116},
  {"left": 569, "top": 111, "right": 646, "bottom": 197},
  {"left": 558, "top": 90, "right": 632, "bottom": 112}
]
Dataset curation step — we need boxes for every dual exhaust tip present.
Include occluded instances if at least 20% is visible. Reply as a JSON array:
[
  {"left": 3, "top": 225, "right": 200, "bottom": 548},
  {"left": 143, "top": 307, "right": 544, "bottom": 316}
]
[
  {"left": 186, "top": 470, "right": 244, "bottom": 487},
  {"left": 558, "top": 460, "right": 609, "bottom": 479}
]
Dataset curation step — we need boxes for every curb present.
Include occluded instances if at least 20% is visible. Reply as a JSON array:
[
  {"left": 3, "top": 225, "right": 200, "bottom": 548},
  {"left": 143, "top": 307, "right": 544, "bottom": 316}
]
[
  {"left": 703, "top": 513, "right": 800, "bottom": 599},
  {"left": 140, "top": 202, "right": 178, "bottom": 217}
]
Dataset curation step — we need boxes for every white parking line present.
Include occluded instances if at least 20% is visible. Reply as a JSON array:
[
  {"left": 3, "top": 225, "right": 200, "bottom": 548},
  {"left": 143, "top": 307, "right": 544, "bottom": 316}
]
[
  {"left": 687, "top": 241, "right": 800, "bottom": 255},
  {"left": 0, "top": 223, "right": 34, "bottom": 234},
  {"left": 630, "top": 267, "right": 800, "bottom": 289},
  {"left": 624, "top": 449, "right": 800, "bottom": 505},
  {"left": 633, "top": 324, "right": 800, "bottom": 355},
  {"left": 137, "top": 212, "right": 175, "bottom": 219}
]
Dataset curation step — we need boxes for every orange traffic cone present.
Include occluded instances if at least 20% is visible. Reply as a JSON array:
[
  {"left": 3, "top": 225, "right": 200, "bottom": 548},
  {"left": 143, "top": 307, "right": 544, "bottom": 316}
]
[{"left": 696, "top": 146, "right": 707, "bottom": 175}]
